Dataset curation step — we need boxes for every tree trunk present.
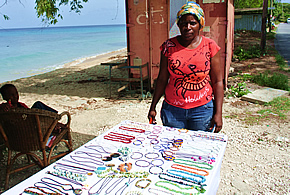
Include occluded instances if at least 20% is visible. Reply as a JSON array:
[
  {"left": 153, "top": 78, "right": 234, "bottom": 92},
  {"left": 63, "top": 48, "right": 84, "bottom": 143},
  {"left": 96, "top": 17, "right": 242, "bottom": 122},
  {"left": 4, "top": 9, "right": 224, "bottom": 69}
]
[{"left": 261, "top": 0, "right": 268, "bottom": 52}]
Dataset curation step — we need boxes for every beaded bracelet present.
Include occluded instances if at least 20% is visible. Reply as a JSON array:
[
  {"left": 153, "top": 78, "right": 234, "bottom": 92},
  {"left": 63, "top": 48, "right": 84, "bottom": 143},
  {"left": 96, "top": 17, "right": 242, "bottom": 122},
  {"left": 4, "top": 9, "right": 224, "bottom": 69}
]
[
  {"left": 149, "top": 166, "right": 163, "bottom": 175},
  {"left": 145, "top": 152, "right": 159, "bottom": 159},
  {"left": 135, "top": 160, "right": 150, "bottom": 167},
  {"left": 150, "top": 139, "right": 159, "bottom": 145},
  {"left": 136, "top": 137, "right": 146, "bottom": 141},
  {"left": 135, "top": 179, "right": 152, "bottom": 189},
  {"left": 130, "top": 152, "right": 143, "bottom": 160},
  {"left": 118, "top": 163, "right": 132, "bottom": 172},
  {"left": 147, "top": 134, "right": 158, "bottom": 139},
  {"left": 165, "top": 127, "right": 176, "bottom": 131},
  {"left": 133, "top": 140, "right": 142, "bottom": 146},
  {"left": 151, "top": 159, "right": 164, "bottom": 167},
  {"left": 178, "top": 128, "right": 189, "bottom": 133},
  {"left": 153, "top": 145, "right": 162, "bottom": 150}
]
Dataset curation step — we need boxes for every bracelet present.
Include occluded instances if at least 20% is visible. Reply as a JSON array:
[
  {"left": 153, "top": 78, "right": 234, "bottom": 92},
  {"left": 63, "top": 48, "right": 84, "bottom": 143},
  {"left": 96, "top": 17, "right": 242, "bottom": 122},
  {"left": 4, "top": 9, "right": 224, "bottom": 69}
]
[
  {"left": 150, "top": 139, "right": 159, "bottom": 145},
  {"left": 133, "top": 140, "right": 142, "bottom": 146},
  {"left": 151, "top": 159, "right": 164, "bottom": 167},
  {"left": 118, "top": 163, "right": 132, "bottom": 172},
  {"left": 136, "top": 137, "right": 145, "bottom": 141},
  {"left": 147, "top": 135, "right": 158, "bottom": 139},
  {"left": 165, "top": 127, "right": 176, "bottom": 131},
  {"left": 130, "top": 152, "right": 143, "bottom": 160},
  {"left": 135, "top": 179, "right": 152, "bottom": 189},
  {"left": 145, "top": 152, "right": 159, "bottom": 159},
  {"left": 149, "top": 166, "right": 163, "bottom": 175},
  {"left": 153, "top": 126, "right": 162, "bottom": 131},
  {"left": 135, "top": 160, "right": 150, "bottom": 167},
  {"left": 178, "top": 128, "right": 188, "bottom": 133},
  {"left": 153, "top": 145, "right": 162, "bottom": 150}
]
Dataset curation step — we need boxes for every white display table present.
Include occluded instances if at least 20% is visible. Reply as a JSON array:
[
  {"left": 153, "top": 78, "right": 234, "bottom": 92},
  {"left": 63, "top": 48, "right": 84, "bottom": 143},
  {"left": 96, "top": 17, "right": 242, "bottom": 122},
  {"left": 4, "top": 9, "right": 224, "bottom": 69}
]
[{"left": 3, "top": 120, "right": 227, "bottom": 195}]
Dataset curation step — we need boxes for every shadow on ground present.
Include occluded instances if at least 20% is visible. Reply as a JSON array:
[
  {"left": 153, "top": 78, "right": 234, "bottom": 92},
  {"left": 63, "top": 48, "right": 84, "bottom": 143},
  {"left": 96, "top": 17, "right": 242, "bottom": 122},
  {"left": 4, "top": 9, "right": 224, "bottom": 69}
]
[{"left": 0, "top": 132, "right": 96, "bottom": 194}]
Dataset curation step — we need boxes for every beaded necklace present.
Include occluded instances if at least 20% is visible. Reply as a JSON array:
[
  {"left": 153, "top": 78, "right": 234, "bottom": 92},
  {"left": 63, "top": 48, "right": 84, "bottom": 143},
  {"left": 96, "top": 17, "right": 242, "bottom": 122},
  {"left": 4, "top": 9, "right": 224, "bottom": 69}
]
[
  {"left": 155, "top": 181, "right": 201, "bottom": 195},
  {"left": 158, "top": 173, "right": 205, "bottom": 190},
  {"left": 84, "top": 145, "right": 111, "bottom": 154},
  {"left": 171, "top": 164, "right": 209, "bottom": 176},
  {"left": 115, "top": 177, "right": 136, "bottom": 195},
  {"left": 104, "top": 177, "right": 125, "bottom": 194},
  {"left": 148, "top": 187, "right": 175, "bottom": 195},
  {"left": 23, "top": 186, "right": 62, "bottom": 195},
  {"left": 173, "top": 158, "right": 213, "bottom": 170},
  {"left": 69, "top": 155, "right": 104, "bottom": 166},
  {"left": 46, "top": 171, "right": 84, "bottom": 186},
  {"left": 166, "top": 169, "right": 206, "bottom": 184},
  {"left": 119, "top": 125, "right": 146, "bottom": 133},
  {"left": 88, "top": 177, "right": 113, "bottom": 195}
]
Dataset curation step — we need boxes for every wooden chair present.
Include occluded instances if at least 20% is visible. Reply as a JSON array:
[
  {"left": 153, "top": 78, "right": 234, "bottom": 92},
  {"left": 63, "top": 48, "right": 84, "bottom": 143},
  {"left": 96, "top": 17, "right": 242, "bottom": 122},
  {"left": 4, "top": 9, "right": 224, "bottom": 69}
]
[{"left": 0, "top": 108, "right": 73, "bottom": 190}]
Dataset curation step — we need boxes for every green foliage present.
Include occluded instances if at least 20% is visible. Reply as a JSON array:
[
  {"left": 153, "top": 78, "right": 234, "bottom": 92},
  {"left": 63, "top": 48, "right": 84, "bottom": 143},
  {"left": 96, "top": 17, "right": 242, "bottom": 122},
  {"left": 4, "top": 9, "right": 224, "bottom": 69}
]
[
  {"left": 259, "top": 96, "right": 290, "bottom": 119},
  {"left": 234, "top": 0, "right": 263, "bottom": 8},
  {"left": 227, "top": 82, "right": 251, "bottom": 98},
  {"left": 275, "top": 54, "right": 287, "bottom": 69},
  {"left": 234, "top": 44, "right": 263, "bottom": 61},
  {"left": 251, "top": 71, "right": 289, "bottom": 91},
  {"left": 1, "top": 0, "right": 88, "bottom": 24},
  {"left": 35, "top": 0, "right": 88, "bottom": 25}
]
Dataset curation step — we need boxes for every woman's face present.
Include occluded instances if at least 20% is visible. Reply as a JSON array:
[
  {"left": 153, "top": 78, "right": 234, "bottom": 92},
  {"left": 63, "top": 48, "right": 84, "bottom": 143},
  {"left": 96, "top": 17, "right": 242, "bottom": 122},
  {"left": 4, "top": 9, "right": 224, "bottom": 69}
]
[{"left": 178, "top": 14, "right": 200, "bottom": 42}]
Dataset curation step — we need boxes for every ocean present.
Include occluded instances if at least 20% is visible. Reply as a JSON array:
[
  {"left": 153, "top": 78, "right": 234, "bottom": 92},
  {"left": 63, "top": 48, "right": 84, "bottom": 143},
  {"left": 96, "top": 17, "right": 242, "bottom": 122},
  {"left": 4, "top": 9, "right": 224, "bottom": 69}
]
[{"left": 0, "top": 24, "right": 127, "bottom": 83}]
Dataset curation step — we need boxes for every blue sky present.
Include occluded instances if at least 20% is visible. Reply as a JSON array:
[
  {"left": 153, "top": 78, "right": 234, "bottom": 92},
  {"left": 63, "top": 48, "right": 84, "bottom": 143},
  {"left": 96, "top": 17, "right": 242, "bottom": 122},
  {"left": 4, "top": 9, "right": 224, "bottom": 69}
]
[
  {"left": 1, "top": 0, "right": 289, "bottom": 29},
  {"left": 0, "top": 0, "right": 126, "bottom": 29}
]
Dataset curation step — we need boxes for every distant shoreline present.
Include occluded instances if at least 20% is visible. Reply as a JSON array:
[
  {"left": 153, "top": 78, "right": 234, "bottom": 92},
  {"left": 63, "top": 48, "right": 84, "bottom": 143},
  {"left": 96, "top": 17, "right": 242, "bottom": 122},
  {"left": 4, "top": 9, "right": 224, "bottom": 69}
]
[{"left": 0, "top": 48, "right": 127, "bottom": 85}]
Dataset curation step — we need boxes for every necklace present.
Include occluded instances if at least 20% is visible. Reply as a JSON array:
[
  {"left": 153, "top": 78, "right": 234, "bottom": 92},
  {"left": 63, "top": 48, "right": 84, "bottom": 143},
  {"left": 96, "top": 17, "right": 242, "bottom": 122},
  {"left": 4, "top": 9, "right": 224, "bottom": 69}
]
[
  {"left": 23, "top": 186, "right": 62, "bottom": 195},
  {"left": 119, "top": 125, "right": 146, "bottom": 133},
  {"left": 84, "top": 145, "right": 111, "bottom": 153},
  {"left": 171, "top": 163, "right": 209, "bottom": 176},
  {"left": 166, "top": 169, "right": 206, "bottom": 184},
  {"left": 88, "top": 177, "right": 112, "bottom": 195},
  {"left": 159, "top": 173, "right": 206, "bottom": 189},
  {"left": 173, "top": 158, "right": 213, "bottom": 170},
  {"left": 74, "top": 151, "right": 102, "bottom": 158},
  {"left": 155, "top": 180, "right": 201, "bottom": 195},
  {"left": 115, "top": 178, "right": 136, "bottom": 195},
  {"left": 148, "top": 187, "right": 175, "bottom": 195},
  {"left": 69, "top": 155, "right": 104, "bottom": 165},
  {"left": 46, "top": 171, "right": 84, "bottom": 186},
  {"left": 104, "top": 178, "right": 125, "bottom": 194}
]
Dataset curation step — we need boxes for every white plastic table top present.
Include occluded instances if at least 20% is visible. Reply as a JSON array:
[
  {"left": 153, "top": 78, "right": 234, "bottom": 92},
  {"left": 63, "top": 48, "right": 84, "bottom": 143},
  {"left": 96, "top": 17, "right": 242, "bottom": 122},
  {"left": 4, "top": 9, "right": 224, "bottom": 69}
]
[{"left": 3, "top": 120, "right": 228, "bottom": 195}]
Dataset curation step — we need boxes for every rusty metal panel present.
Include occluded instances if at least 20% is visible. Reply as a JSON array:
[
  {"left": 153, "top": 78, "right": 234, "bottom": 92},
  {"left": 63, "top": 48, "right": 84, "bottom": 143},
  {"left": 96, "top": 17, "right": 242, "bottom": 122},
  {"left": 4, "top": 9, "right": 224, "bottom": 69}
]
[
  {"left": 226, "top": 0, "right": 235, "bottom": 87},
  {"left": 126, "top": 0, "right": 169, "bottom": 86}
]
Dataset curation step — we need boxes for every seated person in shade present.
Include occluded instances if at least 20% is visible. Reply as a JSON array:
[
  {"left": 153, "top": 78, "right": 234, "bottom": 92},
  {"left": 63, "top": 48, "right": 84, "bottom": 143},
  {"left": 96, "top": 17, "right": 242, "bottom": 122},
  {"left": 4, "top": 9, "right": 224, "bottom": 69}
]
[{"left": 0, "top": 83, "right": 65, "bottom": 131}]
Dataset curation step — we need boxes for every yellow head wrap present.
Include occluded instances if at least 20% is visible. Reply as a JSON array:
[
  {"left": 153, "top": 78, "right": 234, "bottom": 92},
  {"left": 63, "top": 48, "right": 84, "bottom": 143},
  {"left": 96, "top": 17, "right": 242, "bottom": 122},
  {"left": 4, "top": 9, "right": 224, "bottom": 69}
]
[{"left": 176, "top": 1, "right": 205, "bottom": 30}]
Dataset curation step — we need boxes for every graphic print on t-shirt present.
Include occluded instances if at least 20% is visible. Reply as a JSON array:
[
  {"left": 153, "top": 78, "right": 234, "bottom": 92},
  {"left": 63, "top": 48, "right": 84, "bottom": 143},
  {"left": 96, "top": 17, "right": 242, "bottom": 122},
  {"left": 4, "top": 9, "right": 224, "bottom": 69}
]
[{"left": 169, "top": 51, "right": 211, "bottom": 99}]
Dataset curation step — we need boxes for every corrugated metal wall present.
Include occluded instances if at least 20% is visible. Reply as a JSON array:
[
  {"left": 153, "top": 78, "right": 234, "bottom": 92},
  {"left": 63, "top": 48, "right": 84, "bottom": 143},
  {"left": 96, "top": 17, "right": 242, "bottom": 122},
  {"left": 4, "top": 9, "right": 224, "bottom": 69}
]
[{"left": 234, "top": 14, "right": 262, "bottom": 32}]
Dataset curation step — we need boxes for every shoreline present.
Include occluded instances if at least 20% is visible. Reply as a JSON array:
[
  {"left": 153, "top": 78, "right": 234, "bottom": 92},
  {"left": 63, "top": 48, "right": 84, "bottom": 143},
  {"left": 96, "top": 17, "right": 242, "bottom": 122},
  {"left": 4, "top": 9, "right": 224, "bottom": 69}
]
[{"left": 0, "top": 48, "right": 127, "bottom": 85}]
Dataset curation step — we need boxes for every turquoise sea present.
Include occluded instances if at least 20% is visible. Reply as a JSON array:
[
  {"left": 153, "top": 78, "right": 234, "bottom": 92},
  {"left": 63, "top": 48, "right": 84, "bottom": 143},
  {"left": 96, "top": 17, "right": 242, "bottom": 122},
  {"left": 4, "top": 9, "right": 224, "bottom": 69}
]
[{"left": 0, "top": 24, "right": 127, "bottom": 83}]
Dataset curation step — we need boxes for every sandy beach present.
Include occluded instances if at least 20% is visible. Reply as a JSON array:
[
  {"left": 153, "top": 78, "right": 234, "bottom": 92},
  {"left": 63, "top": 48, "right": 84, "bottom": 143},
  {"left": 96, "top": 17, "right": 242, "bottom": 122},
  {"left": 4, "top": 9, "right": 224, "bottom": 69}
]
[{"left": 0, "top": 49, "right": 289, "bottom": 194}]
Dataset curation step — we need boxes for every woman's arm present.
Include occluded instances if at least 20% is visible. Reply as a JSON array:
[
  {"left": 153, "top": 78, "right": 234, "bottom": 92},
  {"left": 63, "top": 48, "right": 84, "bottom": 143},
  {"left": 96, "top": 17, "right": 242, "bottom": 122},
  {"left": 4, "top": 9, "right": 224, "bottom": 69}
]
[
  {"left": 210, "top": 50, "right": 224, "bottom": 133},
  {"left": 148, "top": 52, "right": 169, "bottom": 124}
]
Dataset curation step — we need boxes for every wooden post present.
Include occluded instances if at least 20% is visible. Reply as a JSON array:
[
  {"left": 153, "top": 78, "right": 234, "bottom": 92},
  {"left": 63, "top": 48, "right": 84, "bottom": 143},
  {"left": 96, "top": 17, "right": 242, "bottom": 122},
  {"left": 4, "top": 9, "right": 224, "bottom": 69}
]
[{"left": 260, "top": 0, "right": 268, "bottom": 52}]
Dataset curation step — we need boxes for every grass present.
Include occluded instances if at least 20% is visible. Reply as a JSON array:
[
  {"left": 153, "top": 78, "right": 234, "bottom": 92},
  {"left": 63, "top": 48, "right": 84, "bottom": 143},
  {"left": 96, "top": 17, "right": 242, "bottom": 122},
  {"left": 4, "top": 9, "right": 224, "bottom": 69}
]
[{"left": 225, "top": 96, "right": 290, "bottom": 125}]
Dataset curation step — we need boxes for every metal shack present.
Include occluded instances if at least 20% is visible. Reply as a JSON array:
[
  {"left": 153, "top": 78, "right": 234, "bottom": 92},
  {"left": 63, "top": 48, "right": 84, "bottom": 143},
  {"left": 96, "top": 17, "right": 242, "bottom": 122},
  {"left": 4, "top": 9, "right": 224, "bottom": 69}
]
[{"left": 125, "top": 0, "right": 234, "bottom": 90}]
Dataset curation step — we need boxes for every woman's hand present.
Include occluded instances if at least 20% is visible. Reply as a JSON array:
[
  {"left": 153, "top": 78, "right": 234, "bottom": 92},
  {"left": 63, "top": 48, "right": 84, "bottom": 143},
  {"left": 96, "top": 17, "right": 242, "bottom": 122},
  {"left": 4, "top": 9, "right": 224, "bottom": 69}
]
[
  {"left": 148, "top": 110, "right": 157, "bottom": 124},
  {"left": 211, "top": 113, "right": 223, "bottom": 133}
]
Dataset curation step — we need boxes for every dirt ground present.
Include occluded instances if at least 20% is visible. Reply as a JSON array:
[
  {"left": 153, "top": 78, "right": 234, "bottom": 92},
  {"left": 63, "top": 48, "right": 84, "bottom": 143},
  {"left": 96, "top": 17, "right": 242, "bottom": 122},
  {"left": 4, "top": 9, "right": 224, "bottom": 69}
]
[{"left": 0, "top": 31, "right": 289, "bottom": 194}]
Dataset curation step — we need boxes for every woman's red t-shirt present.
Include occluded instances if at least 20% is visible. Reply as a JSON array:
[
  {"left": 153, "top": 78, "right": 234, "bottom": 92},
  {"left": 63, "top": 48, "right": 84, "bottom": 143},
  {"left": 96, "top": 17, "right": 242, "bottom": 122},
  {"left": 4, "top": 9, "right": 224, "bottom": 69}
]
[{"left": 160, "top": 36, "right": 220, "bottom": 109}]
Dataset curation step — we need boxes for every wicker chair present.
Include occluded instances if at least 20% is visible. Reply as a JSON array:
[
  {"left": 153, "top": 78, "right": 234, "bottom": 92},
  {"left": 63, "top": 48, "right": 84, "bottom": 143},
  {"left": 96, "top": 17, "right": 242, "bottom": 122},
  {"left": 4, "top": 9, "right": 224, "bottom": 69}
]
[{"left": 0, "top": 108, "right": 73, "bottom": 190}]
